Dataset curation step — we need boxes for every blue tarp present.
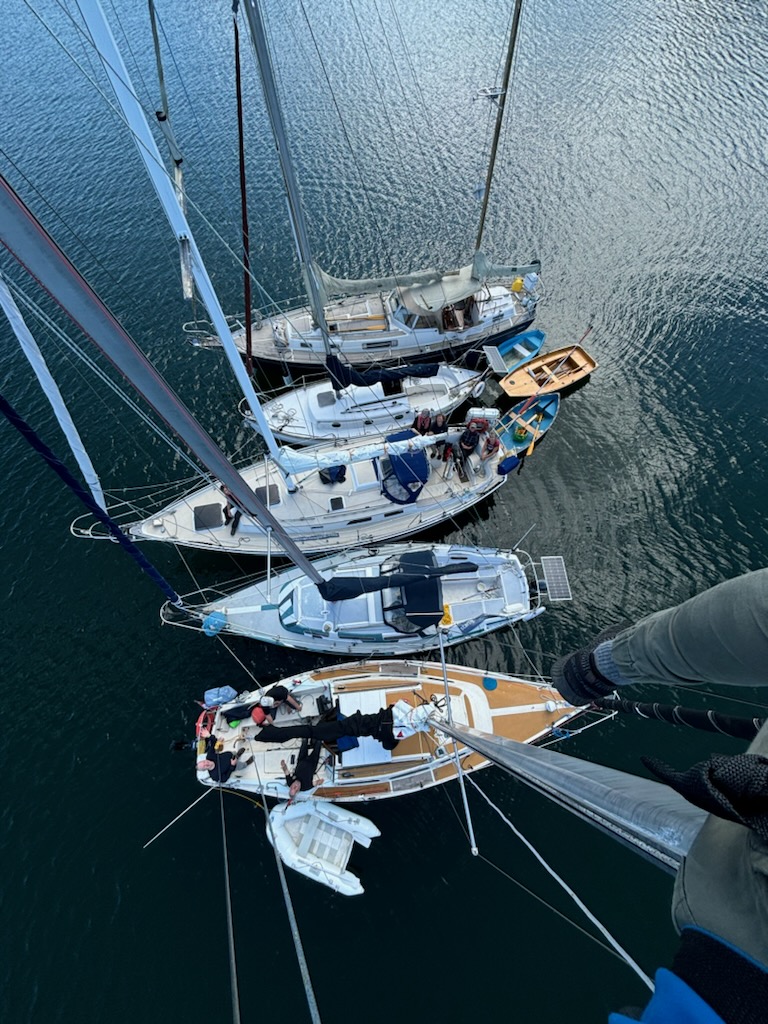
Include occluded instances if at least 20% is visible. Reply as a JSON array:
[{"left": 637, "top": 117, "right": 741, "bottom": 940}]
[
  {"left": 380, "top": 429, "right": 429, "bottom": 505},
  {"left": 326, "top": 354, "right": 440, "bottom": 389}
]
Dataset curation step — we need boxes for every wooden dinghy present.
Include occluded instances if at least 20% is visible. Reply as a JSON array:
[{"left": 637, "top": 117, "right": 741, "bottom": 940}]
[
  {"left": 496, "top": 394, "right": 560, "bottom": 454},
  {"left": 498, "top": 344, "right": 597, "bottom": 398}
]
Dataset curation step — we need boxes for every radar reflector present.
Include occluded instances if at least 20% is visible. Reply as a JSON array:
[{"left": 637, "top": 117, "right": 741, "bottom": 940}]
[{"left": 540, "top": 556, "right": 572, "bottom": 602}]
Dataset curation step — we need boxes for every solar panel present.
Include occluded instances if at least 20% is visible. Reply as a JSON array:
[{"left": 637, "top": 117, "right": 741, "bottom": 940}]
[
  {"left": 540, "top": 556, "right": 572, "bottom": 601},
  {"left": 483, "top": 345, "right": 510, "bottom": 374}
]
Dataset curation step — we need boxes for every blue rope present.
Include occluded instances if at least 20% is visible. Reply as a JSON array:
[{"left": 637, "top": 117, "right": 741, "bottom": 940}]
[{"left": 0, "top": 390, "right": 182, "bottom": 606}]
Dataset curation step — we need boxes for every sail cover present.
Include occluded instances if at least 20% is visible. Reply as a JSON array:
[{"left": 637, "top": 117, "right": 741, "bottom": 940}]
[
  {"left": 381, "top": 430, "right": 429, "bottom": 505},
  {"left": 325, "top": 354, "right": 439, "bottom": 389},
  {"left": 315, "top": 252, "right": 541, "bottom": 315},
  {"left": 317, "top": 558, "right": 479, "bottom": 602}
]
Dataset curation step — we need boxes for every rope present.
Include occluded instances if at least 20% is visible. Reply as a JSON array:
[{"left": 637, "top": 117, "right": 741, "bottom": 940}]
[
  {"left": 217, "top": 786, "right": 242, "bottom": 1024},
  {"left": 252, "top": 761, "right": 322, "bottom": 1024},
  {"left": 142, "top": 786, "right": 215, "bottom": 849},
  {"left": 437, "top": 783, "right": 629, "bottom": 963},
  {"left": 466, "top": 775, "right": 655, "bottom": 993}
]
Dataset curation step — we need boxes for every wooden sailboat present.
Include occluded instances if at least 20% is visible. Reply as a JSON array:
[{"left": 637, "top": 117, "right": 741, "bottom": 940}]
[
  {"left": 193, "top": 660, "right": 587, "bottom": 806},
  {"left": 498, "top": 344, "right": 597, "bottom": 398}
]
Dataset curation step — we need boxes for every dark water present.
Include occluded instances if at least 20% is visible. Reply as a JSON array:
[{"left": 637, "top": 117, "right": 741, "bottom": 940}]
[{"left": 2, "top": 1, "right": 768, "bottom": 1021}]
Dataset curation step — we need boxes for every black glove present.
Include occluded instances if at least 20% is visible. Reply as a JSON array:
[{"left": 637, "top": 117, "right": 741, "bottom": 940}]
[{"left": 551, "top": 622, "right": 631, "bottom": 705}]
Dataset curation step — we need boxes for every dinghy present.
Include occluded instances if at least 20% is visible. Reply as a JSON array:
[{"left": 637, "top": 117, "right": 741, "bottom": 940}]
[
  {"left": 496, "top": 394, "right": 560, "bottom": 454},
  {"left": 266, "top": 801, "right": 380, "bottom": 896},
  {"left": 498, "top": 344, "right": 597, "bottom": 398}
]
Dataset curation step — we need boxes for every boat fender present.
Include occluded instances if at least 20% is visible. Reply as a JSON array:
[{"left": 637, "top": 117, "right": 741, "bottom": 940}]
[
  {"left": 497, "top": 455, "right": 521, "bottom": 475},
  {"left": 467, "top": 406, "right": 498, "bottom": 421},
  {"left": 203, "top": 611, "right": 227, "bottom": 636},
  {"left": 470, "top": 380, "right": 486, "bottom": 400},
  {"left": 521, "top": 607, "right": 545, "bottom": 621}
]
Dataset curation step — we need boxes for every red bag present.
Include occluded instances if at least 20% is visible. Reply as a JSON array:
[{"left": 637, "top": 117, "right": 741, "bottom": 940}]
[{"left": 251, "top": 706, "right": 267, "bottom": 725}]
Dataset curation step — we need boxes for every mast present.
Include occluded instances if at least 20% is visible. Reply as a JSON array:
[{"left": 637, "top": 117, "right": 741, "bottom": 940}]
[
  {"left": 0, "top": 175, "right": 324, "bottom": 586},
  {"left": 437, "top": 720, "right": 707, "bottom": 873},
  {"left": 76, "top": 0, "right": 286, "bottom": 467},
  {"left": 240, "top": 0, "right": 332, "bottom": 344},
  {"left": 475, "top": 0, "right": 525, "bottom": 251}
]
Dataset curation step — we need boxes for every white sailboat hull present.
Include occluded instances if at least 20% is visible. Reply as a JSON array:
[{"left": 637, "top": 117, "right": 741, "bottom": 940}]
[
  {"left": 187, "top": 284, "right": 537, "bottom": 369},
  {"left": 163, "top": 543, "right": 540, "bottom": 656},
  {"left": 118, "top": 430, "right": 510, "bottom": 556},
  {"left": 194, "top": 661, "right": 585, "bottom": 805},
  {"left": 256, "top": 365, "right": 484, "bottom": 445}
]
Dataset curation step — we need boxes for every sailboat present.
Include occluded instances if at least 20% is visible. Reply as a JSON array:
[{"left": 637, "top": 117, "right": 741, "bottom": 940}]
[
  {"left": 187, "top": 255, "right": 541, "bottom": 371},
  {"left": 192, "top": 660, "right": 589, "bottom": 806},
  {"left": 178, "top": 0, "right": 539, "bottom": 374},
  {"left": 73, "top": 420, "right": 516, "bottom": 556},
  {"left": 252, "top": 356, "right": 487, "bottom": 446},
  {"left": 160, "top": 541, "right": 568, "bottom": 657},
  {"left": 64, "top": 3, "right": 525, "bottom": 558}
]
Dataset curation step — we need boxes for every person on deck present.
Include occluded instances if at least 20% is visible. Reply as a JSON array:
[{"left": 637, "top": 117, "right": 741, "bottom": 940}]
[
  {"left": 264, "top": 685, "right": 302, "bottom": 715},
  {"left": 198, "top": 727, "right": 252, "bottom": 783},
  {"left": 479, "top": 428, "right": 500, "bottom": 461},
  {"left": 280, "top": 738, "right": 324, "bottom": 799},
  {"left": 457, "top": 420, "right": 481, "bottom": 466},
  {"left": 428, "top": 412, "right": 448, "bottom": 457},
  {"left": 221, "top": 485, "right": 241, "bottom": 536},
  {"left": 552, "top": 568, "right": 768, "bottom": 1024},
  {"left": 411, "top": 409, "right": 432, "bottom": 435}
]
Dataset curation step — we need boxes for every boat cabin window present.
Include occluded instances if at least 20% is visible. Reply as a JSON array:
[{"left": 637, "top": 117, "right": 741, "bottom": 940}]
[
  {"left": 363, "top": 339, "right": 398, "bottom": 350},
  {"left": 409, "top": 314, "right": 432, "bottom": 329},
  {"left": 255, "top": 484, "right": 281, "bottom": 507}
]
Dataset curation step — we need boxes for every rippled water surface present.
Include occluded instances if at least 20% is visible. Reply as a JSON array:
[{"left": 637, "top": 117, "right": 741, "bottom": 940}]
[{"left": 1, "top": 1, "right": 767, "bottom": 1022}]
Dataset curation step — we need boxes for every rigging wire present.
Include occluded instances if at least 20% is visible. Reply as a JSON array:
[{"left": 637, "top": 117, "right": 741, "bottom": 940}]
[
  {"left": 466, "top": 774, "right": 655, "bottom": 993},
  {"left": 252, "top": 762, "right": 323, "bottom": 1023},
  {"left": 217, "top": 785, "right": 243, "bottom": 1024},
  {"left": 438, "top": 782, "right": 633, "bottom": 966},
  {"left": 22, "top": 0, "right": 298, "bottom": 342},
  {"left": 7, "top": 279, "right": 205, "bottom": 476}
]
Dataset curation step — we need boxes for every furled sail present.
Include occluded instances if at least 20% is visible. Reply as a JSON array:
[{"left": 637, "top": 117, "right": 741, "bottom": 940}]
[
  {"left": 325, "top": 354, "right": 439, "bottom": 390},
  {"left": 437, "top": 720, "right": 707, "bottom": 872},
  {"left": 317, "top": 560, "right": 479, "bottom": 602},
  {"left": 0, "top": 273, "right": 107, "bottom": 511},
  {"left": 315, "top": 252, "right": 541, "bottom": 315},
  {"left": 274, "top": 428, "right": 443, "bottom": 476}
]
